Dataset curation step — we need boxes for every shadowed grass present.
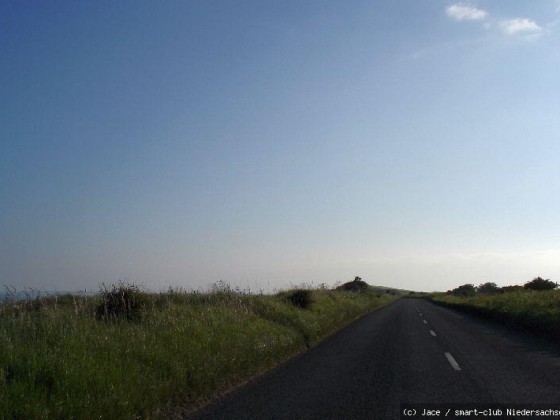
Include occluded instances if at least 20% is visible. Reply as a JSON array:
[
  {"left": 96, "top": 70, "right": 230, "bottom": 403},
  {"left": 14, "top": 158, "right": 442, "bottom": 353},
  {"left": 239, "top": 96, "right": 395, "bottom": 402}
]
[
  {"left": 431, "top": 289, "right": 560, "bottom": 338},
  {"left": 0, "top": 285, "right": 395, "bottom": 419}
]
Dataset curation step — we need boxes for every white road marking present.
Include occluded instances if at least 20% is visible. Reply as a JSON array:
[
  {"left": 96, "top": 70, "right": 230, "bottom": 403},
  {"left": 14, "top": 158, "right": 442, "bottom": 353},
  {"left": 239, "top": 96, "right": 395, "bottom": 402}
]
[
  {"left": 430, "top": 330, "right": 436, "bottom": 336},
  {"left": 444, "top": 352, "right": 462, "bottom": 371},
  {"left": 423, "top": 320, "right": 428, "bottom": 324}
]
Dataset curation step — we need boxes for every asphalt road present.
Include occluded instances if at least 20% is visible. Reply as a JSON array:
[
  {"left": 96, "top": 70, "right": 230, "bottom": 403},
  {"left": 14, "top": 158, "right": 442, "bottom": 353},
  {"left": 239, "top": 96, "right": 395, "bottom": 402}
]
[{"left": 189, "top": 298, "right": 560, "bottom": 419}]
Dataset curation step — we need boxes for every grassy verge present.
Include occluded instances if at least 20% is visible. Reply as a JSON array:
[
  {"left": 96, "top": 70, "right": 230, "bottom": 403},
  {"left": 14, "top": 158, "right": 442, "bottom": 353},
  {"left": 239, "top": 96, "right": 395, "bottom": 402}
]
[
  {"left": 0, "top": 284, "right": 395, "bottom": 419},
  {"left": 430, "top": 290, "right": 560, "bottom": 339}
]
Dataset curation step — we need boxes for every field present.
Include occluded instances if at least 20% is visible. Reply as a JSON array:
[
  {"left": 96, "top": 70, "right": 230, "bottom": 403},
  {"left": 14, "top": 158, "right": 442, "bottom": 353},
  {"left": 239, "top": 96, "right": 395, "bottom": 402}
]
[
  {"left": 431, "top": 289, "right": 560, "bottom": 338},
  {"left": 0, "top": 284, "right": 394, "bottom": 419}
]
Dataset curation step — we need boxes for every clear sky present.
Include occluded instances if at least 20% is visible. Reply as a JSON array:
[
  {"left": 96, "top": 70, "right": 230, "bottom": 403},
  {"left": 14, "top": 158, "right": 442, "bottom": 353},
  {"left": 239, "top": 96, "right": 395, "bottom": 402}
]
[{"left": 2, "top": 1, "right": 560, "bottom": 293}]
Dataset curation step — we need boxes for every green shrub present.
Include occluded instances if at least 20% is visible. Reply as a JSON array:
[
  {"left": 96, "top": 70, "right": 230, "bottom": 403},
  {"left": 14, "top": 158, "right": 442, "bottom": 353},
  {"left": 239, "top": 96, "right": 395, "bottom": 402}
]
[
  {"left": 286, "top": 289, "right": 313, "bottom": 309},
  {"left": 478, "top": 282, "right": 500, "bottom": 295},
  {"left": 500, "top": 285, "right": 524, "bottom": 293},
  {"left": 95, "top": 283, "right": 148, "bottom": 321}
]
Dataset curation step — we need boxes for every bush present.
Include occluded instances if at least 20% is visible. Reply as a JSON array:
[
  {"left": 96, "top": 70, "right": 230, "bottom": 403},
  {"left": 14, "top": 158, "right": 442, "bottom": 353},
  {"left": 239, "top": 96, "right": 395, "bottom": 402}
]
[
  {"left": 336, "top": 276, "right": 370, "bottom": 292},
  {"left": 524, "top": 277, "right": 558, "bottom": 291},
  {"left": 286, "top": 289, "right": 313, "bottom": 309},
  {"left": 450, "top": 284, "right": 476, "bottom": 297},
  {"left": 95, "top": 283, "right": 149, "bottom": 321},
  {"left": 478, "top": 282, "right": 500, "bottom": 295},
  {"left": 501, "top": 285, "right": 524, "bottom": 293}
]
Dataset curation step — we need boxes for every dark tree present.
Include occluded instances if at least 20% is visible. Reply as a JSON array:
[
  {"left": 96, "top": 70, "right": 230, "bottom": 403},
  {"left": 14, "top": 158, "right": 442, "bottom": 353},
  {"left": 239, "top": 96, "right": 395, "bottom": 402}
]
[{"left": 524, "top": 277, "right": 558, "bottom": 291}]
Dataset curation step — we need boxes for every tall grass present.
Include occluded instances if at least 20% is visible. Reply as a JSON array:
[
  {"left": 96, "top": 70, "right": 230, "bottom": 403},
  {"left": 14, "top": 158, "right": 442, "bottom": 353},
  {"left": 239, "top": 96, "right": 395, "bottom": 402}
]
[{"left": 0, "top": 285, "right": 394, "bottom": 419}]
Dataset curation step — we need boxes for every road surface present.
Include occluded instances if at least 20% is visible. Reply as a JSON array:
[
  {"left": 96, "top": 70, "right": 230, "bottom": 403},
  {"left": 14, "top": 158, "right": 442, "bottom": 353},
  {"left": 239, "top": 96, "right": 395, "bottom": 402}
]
[{"left": 189, "top": 298, "right": 560, "bottom": 419}]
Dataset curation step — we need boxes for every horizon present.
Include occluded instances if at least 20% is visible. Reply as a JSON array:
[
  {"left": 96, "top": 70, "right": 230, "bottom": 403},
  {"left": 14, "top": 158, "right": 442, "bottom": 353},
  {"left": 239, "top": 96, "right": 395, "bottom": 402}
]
[
  {"left": 3, "top": 1, "right": 560, "bottom": 293},
  {"left": 0, "top": 276, "right": 543, "bottom": 296}
]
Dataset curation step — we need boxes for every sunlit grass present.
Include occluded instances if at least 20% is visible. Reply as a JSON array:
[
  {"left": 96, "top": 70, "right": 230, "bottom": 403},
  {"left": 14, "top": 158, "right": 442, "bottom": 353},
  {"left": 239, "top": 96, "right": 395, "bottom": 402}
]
[{"left": 0, "top": 284, "right": 394, "bottom": 418}]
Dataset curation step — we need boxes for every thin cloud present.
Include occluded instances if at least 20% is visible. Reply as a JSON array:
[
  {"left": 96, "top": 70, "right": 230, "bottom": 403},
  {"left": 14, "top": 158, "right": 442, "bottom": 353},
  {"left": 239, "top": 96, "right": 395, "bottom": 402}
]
[
  {"left": 500, "top": 18, "right": 542, "bottom": 35},
  {"left": 408, "top": 38, "right": 484, "bottom": 60},
  {"left": 446, "top": 4, "right": 488, "bottom": 21}
]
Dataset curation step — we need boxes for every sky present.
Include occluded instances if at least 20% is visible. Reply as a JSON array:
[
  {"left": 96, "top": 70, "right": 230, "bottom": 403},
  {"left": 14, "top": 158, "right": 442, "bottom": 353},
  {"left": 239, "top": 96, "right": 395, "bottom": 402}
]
[{"left": 2, "top": 1, "right": 560, "bottom": 293}]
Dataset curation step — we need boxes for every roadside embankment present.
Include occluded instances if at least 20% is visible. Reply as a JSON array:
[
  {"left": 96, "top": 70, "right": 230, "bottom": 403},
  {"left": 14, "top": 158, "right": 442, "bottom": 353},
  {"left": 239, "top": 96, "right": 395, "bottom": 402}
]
[
  {"left": 0, "top": 284, "right": 395, "bottom": 419},
  {"left": 430, "top": 290, "right": 560, "bottom": 341}
]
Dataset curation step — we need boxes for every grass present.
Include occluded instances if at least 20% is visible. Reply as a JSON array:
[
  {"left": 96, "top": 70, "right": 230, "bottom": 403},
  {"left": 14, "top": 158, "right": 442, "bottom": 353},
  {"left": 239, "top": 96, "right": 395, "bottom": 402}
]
[
  {"left": 0, "top": 284, "right": 395, "bottom": 419},
  {"left": 431, "top": 289, "right": 560, "bottom": 338}
]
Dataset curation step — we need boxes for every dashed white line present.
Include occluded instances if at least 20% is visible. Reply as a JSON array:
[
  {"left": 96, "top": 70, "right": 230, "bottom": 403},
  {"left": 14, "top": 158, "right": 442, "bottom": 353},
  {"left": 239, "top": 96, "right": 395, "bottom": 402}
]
[
  {"left": 444, "top": 352, "right": 462, "bottom": 371},
  {"left": 429, "top": 330, "right": 436, "bottom": 336},
  {"left": 423, "top": 320, "right": 428, "bottom": 324}
]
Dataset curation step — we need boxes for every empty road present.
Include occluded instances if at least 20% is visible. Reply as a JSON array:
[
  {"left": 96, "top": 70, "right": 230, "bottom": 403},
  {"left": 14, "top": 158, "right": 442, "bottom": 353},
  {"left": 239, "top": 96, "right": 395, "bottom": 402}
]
[{"left": 189, "top": 298, "right": 560, "bottom": 419}]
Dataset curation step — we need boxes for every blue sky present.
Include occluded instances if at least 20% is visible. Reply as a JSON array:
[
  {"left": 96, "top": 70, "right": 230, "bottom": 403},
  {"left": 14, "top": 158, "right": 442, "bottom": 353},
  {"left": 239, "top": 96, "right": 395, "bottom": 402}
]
[{"left": 2, "top": 1, "right": 560, "bottom": 292}]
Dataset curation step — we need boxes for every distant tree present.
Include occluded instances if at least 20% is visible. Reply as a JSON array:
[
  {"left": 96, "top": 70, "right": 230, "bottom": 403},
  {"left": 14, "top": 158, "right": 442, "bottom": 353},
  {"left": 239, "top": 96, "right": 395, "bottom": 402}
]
[
  {"left": 335, "top": 276, "right": 369, "bottom": 292},
  {"left": 477, "top": 282, "right": 500, "bottom": 295},
  {"left": 450, "top": 284, "right": 476, "bottom": 297},
  {"left": 524, "top": 277, "right": 558, "bottom": 291}
]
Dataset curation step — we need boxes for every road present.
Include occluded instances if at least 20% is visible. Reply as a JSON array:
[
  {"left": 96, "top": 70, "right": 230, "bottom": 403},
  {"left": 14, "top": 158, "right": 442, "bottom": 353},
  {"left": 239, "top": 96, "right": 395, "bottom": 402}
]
[{"left": 189, "top": 298, "right": 560, "bottom": 419}]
